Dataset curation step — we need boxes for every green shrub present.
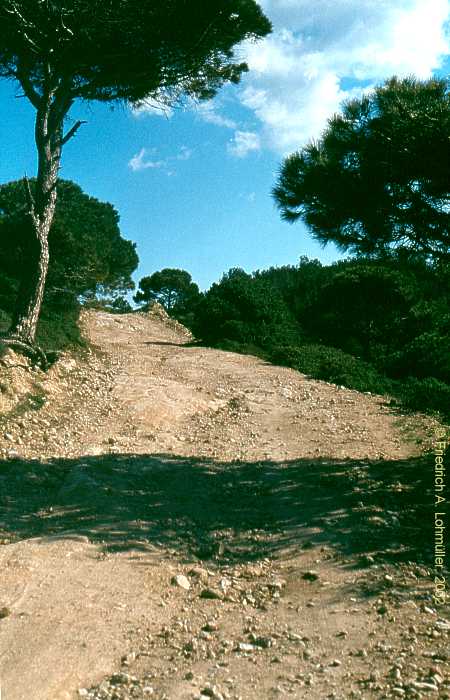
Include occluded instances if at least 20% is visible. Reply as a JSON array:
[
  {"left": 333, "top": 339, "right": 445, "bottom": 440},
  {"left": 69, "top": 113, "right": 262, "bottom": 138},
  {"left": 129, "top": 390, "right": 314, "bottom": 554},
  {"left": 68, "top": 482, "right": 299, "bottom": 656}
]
[
  {"left": 301, "top": 264, "right": 418, "bottom": 362},
  {"left": 193, "top": 268, "right": 301, "bottom": 348},
  {"left": 215, "top": 339, "right": 269, "bottom": 358},
  {"left": 35, "top": 306, "right": 85, "bottom": 354},
  {"left": 83, "top": 295, "right": 133, "bottom": 314},
  {"left": 270, "top": 344, "right": 393, "bottom": 394},
  {"left": 398, "top": 377, "right": 450, "bottom": 419},
  {"left": 270, "top": 343, "right": 450, "bottom": 421},
  {"left": 385, "top": 332, "right": 450, "bottom": 383},
  {"left": 1, "top": 303, "right": 84, "bottom": 357},
  {"left": 0, "top": 308, "right": 9, "bottom": 334}
]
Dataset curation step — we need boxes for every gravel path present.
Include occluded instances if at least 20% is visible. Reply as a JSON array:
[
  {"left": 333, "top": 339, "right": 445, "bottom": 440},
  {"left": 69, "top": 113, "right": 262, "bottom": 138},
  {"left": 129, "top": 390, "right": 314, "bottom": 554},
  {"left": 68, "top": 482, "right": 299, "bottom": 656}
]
[{"left": 0, "top": 309, "right": 448, "bottom": 700}]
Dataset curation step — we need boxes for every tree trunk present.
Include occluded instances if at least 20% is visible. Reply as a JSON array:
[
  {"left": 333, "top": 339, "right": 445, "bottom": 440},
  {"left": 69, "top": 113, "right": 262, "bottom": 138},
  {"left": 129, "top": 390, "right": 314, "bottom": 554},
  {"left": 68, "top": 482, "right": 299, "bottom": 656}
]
[
  {"left": 7, "top": 91, "right": 62, "bottom": 347},
  {"left": 9, "top": 222, "right": 50, "bottom": 345}
]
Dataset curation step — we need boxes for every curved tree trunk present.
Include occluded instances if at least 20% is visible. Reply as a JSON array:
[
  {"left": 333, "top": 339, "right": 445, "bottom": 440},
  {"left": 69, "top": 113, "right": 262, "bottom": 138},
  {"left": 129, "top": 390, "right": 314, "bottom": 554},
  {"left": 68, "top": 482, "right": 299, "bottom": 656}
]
[
  {"left": 7, "top": 85, "right": 62, "bottom": 348},
  {"left": 9, "top": 222, "right": 50, "bottom": 345}
]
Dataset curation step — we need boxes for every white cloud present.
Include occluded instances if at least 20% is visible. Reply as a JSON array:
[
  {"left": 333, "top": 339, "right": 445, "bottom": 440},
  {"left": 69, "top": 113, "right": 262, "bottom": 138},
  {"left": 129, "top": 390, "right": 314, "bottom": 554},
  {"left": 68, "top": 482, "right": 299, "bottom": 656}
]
[
  {"left": 135, "top": 94, "right": 237, "bottom": 129},
  {"left": 193, "top": 101, "right": 237, "bottom": 129},
  {"left": 237, "top": 0, "right": 450, "bottom": 153},
  {"left": 128, "top": 1, "right": 449, "bottom": 156},
  {"left": 227, "top": 130, "right": 261, "bottom": 158},
  {"left": 128, "top": 148, "right": 166, "bottom": 172},
  {"left": 129, "top": 146, "right": 193, "bottom": 173},
  {"left": 177, "top": 146, "right": 193, "bottom": 161}
]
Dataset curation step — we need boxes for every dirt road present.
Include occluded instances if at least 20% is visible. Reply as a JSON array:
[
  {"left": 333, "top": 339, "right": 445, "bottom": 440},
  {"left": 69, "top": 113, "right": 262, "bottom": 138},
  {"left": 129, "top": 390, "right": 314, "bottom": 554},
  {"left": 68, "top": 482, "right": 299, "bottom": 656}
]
[{"left": 0, "top": 310, "right": 448, "bottom": 700}]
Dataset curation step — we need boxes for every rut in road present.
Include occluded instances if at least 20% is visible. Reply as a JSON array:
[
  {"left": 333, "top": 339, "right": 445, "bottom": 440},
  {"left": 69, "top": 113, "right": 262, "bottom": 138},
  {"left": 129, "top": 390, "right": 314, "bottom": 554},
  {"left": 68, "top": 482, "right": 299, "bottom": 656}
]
[{"left": 0, "top": 309, "right": 446, "bottom": 700}]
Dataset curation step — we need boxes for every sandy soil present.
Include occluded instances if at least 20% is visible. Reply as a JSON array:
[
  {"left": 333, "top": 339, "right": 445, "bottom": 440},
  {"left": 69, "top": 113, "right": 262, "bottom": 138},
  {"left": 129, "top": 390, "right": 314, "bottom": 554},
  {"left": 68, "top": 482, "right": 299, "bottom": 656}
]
[{"left": 0, "top": 309, "right": 448, "bottom": 700}]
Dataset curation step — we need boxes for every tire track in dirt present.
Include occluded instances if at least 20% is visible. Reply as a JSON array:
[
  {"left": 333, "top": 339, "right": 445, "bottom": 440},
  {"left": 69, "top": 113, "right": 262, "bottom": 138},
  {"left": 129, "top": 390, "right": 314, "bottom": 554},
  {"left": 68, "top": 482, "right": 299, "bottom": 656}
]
[{"left": 0, "top": 309, "right": 448, "bottom": 700}]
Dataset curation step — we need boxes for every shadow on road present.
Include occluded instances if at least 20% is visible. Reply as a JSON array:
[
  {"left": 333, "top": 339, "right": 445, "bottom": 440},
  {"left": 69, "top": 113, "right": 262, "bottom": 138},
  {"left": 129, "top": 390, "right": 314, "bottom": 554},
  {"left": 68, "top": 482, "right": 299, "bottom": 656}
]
[{"left": 0, "top": 451, "right": 439, "bottom": 566}]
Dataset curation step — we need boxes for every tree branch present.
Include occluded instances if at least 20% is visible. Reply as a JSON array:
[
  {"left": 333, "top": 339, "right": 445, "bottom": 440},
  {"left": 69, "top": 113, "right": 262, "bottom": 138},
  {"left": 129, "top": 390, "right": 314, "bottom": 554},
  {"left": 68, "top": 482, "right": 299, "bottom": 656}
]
[
  {"left": 4, "top": 2, "right": 41, "bottom": 53},
  {"left": 49, "top": 79, "right": 75, "bottom": 131},
  {"left": 61, "top": 119, "right": 87, "bottom": 146},
  {"left": 16, "top": 67, "right": 41, "bottom": 109}
]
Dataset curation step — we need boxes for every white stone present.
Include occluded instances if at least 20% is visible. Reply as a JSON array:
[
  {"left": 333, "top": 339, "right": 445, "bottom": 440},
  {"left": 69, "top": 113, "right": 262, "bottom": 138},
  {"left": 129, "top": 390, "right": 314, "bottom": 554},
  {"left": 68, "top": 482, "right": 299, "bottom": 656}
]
[{"left": 171, "top": 574, "right": 191, "bottom": 590}]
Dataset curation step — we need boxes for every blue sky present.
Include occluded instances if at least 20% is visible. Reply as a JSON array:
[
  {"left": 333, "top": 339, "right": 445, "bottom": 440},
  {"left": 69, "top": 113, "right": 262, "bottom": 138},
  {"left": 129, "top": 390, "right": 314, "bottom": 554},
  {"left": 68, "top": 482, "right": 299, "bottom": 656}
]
[{"left": 1, "top": 0, "right": 449, "bottom": 291}]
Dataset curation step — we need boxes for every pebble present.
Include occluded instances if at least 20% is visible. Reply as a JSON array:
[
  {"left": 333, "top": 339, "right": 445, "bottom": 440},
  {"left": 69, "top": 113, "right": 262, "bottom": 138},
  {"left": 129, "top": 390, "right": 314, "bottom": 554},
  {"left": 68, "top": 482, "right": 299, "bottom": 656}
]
[
  {"left": 200, "top": 687, "right": 224, "bottom": 700},
  {"left": 362, "top": 554, "right": 375, "bottom": 566},
  {"left": 202, "top": 621, "right": 219, "bottom": 632},
  {"left": 302, "top": 571, "right": 319, "bottom": 581},
  {"left": 200, "top": 588, "right": 223, "bottom": 600},
  {"left": 410, "top": 681, "right": 439, "bottom": 692},
  {"left": 171, "top": 574, "right": 191, "bottom": 590},
  {"left": 288, "top": 633, "right": 304, "bottom": 642},
  {"left": 253, "top": 636, "right": 274, "bottom": 648},
  {"left": 121, "top": 652, "right": 136, "bottom": 666},
  {"left": 189, "top": 567, "right": 210, "bottom": 581},
  {"left": 236, "top": 643, "right": 255, "bottom": 652}
]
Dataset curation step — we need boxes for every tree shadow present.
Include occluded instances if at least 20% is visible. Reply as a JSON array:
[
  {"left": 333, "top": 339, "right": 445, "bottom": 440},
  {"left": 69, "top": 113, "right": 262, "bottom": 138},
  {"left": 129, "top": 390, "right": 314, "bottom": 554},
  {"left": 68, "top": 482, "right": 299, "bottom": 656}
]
[{"left": 0, "top": 451, "right": 440, "bottom": 566}]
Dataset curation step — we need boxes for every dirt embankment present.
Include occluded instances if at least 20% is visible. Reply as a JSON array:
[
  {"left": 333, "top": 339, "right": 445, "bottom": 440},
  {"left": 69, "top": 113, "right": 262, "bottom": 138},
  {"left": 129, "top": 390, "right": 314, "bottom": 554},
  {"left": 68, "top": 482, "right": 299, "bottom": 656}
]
[{"left": 0, "top": 309, "right": 448, "bottom": 700}]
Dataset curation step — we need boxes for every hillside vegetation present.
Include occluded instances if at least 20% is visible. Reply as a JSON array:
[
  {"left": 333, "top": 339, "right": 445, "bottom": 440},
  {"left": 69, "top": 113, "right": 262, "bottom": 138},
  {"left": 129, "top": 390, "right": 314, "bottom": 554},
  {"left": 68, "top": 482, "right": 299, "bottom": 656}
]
[{"left": 183, "top": 255, "right": 450, "bottom": 422}]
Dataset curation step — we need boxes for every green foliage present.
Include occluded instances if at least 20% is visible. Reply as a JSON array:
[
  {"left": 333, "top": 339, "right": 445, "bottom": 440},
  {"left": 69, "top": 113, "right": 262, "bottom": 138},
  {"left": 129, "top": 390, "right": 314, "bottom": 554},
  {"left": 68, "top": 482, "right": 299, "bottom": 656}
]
[
  {"left": 134, "top": 268, "right": 200, "bottom": 314},
  {"left": 273, "top": 77, "right": 450, "bottom": 261},
  {"left": 1, "top": 306, "right": 84, "bottom": 354},
  {"left": 0, "top": 179, "right": 136, "bottom": 352},
  {"left": 193, "top": 268, "right": 301, "bottom": 347},
  {"left": 255, "top": 256, "right": 327, "bottom": 318},
  {"left": 386, "top": 332, "right": 450, "bottom": 384},
  {"left": 303, "top": 261, "right": 419, "bottom": 361},
  {"left": 83, "top": 294, "right": 133, "bottom": 314},
  {"left": 0, "top": 1, "right": 271, "bottom": 106},
  {"left": 270, "top": 344, "right": 392, "bottom": 395},
  {"left": 109, "top": 297, "right": 134, "bottom": 314},
  {"left": 0, "top": 269, "right": 17, "bottom": 315},
  {"left": 269, "top": 345, "right": 450, "bottom": 420},
  {"left": 0, "top": 179, "right": 138, "bottom": 310},
  {"left": 35, "top": 307, "right": 85, "bottom": 353},
  {"left": 0, "top": 308, "right": 9, "bottom": 334},
  {"left": 398, "top": 378, "right": 450, "bottom": 419},
  {"left": 212, "top": 339, "right": 269, "bottom": 358},
  {"left": 191, "top": 255, "right": 450, "bottom": 422}
]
